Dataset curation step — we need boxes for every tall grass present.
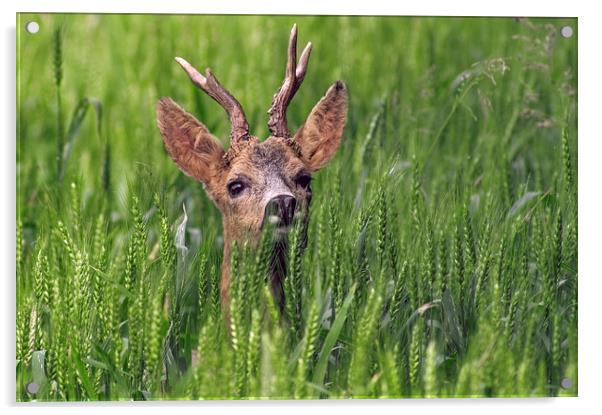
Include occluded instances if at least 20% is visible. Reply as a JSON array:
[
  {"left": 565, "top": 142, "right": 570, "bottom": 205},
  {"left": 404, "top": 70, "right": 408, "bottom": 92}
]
[{"left": 16, "top": 14, "right": 577, "bottom": 400}]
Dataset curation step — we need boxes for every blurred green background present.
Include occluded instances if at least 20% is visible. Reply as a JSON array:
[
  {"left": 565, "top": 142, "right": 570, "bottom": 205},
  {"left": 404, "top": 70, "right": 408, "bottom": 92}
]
[{"left": 17, "top": 15, "right": 576, "bottom": 218}]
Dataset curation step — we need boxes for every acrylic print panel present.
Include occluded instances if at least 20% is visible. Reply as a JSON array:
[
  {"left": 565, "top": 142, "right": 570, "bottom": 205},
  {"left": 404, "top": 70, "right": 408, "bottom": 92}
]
[{"left": 16, "top": 13, "right": 577, "bottom": 401}]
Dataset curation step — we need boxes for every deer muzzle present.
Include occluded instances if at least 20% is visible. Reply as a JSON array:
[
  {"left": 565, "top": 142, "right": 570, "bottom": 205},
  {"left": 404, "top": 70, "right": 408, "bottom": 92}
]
[{"left": 264, "top": 195, "right": 297, "bottom": 230}]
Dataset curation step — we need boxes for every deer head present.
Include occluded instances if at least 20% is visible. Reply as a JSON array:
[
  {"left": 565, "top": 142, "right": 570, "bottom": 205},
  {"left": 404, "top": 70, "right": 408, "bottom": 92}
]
[{"left": 157, "top": 25, "right": 347, "bottom": 313}]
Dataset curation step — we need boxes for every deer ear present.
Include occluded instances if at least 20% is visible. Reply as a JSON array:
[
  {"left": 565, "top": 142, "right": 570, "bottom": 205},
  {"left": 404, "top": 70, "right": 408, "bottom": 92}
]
[
  {"left": 294, "top": 81, "right": 347, "bottom": 172},
  {"left": 157, "top": 97, "right": 225, "bottom": 185}
]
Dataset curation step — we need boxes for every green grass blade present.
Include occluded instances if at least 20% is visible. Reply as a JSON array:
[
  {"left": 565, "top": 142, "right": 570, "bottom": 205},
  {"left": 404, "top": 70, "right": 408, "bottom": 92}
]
[{"left": 312, "top": 283, "right": 356, "bottom": 388}]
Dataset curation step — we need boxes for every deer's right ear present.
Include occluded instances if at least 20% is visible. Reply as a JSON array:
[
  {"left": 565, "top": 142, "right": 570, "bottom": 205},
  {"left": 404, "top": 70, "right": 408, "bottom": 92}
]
[{"left": 157, "top": 97, "right": 225, "bottom": 185}]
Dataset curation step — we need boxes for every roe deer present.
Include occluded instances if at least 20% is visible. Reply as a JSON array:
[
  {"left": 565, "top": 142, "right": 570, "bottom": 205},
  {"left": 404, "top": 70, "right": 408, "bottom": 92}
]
[{"left": 156, "top": 25, "right": 347, "bottom": 315}]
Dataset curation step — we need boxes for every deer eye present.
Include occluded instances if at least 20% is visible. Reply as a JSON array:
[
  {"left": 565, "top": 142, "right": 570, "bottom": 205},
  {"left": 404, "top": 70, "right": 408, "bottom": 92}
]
[
  {"left": 227, "top": 181, "right": 246, "bottom": 198},
  {"left": 295, "top": 174, "right": 312, "bottom": 190}
]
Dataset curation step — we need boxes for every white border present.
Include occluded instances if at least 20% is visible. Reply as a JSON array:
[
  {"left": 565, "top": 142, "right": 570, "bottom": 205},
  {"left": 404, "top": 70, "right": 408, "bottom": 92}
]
[
  {"left": 2, "top": 1, "right": 600, "bottom": 414},
  {"left": 4, "top": 0, "right": 582, "bottom": 17}
]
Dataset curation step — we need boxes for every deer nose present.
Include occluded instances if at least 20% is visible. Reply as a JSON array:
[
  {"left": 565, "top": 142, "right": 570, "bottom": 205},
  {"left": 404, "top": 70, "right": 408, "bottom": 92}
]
[{"left": 265, "top": 195, "right": 297, "bottom": 226}]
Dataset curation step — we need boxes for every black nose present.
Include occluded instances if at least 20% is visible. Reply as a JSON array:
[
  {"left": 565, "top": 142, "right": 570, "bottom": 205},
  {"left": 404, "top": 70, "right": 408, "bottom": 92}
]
[{"left": 265, "top": 195, "right": 297, "bottom": 226}]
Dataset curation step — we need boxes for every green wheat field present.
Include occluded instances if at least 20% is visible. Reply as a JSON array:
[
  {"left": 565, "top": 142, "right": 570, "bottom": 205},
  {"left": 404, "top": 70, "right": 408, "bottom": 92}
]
[{"left": 16, "top": 14, "right": 577, "bottom": 401}]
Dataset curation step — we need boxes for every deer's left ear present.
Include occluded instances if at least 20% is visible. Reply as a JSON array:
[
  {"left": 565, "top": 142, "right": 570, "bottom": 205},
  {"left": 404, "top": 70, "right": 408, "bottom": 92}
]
[{"left": 294, "top": 81, "right": 347, "bottom": 171}]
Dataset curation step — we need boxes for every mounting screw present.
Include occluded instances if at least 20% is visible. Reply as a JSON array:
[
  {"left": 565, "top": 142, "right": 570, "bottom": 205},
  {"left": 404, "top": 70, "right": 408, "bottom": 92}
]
[
  {"left": 26, "top": 382, "right": 39, "bottom": 394},
  {"left": 25, "top": 21, "right": 40, "bottom": 34},
  {"left": 560, "top": 378, "right": 573, "bottom": 389},
  {"left": 560, "top": 26, "right": 573, "bottom": 38}
]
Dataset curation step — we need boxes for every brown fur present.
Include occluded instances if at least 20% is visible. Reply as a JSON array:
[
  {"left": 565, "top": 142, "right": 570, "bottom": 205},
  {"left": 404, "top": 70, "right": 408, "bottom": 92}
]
[
  {"left": 295, "top": 81, "right": 348, "bottom": 171},
  {"left": 157, "top": 60, "right": 347, "bottom": 318}
]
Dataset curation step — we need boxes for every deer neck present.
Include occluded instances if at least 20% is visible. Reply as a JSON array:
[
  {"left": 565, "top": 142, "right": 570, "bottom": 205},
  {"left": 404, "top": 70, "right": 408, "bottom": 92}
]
[{"left": 219, "top": 228, "right": 291, "bottom": 314}]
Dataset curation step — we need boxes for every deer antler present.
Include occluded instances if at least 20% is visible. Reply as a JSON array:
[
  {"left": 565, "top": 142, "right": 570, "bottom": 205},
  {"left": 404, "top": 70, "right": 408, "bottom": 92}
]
[
  {"left": 267, "top": 24, "right": 313, "bottom": 138},
  {"left": 175, "top": 57, "right": 250, "bottom": 144}
]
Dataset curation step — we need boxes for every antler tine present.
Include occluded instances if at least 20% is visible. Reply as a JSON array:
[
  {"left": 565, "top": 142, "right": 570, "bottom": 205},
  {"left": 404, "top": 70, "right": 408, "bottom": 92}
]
[
  {"left": 268, "top": 24, "right": 313, "bottom": 138},
  {"left": 175, "top": 57, "right": 250, "bottom": 144}
]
